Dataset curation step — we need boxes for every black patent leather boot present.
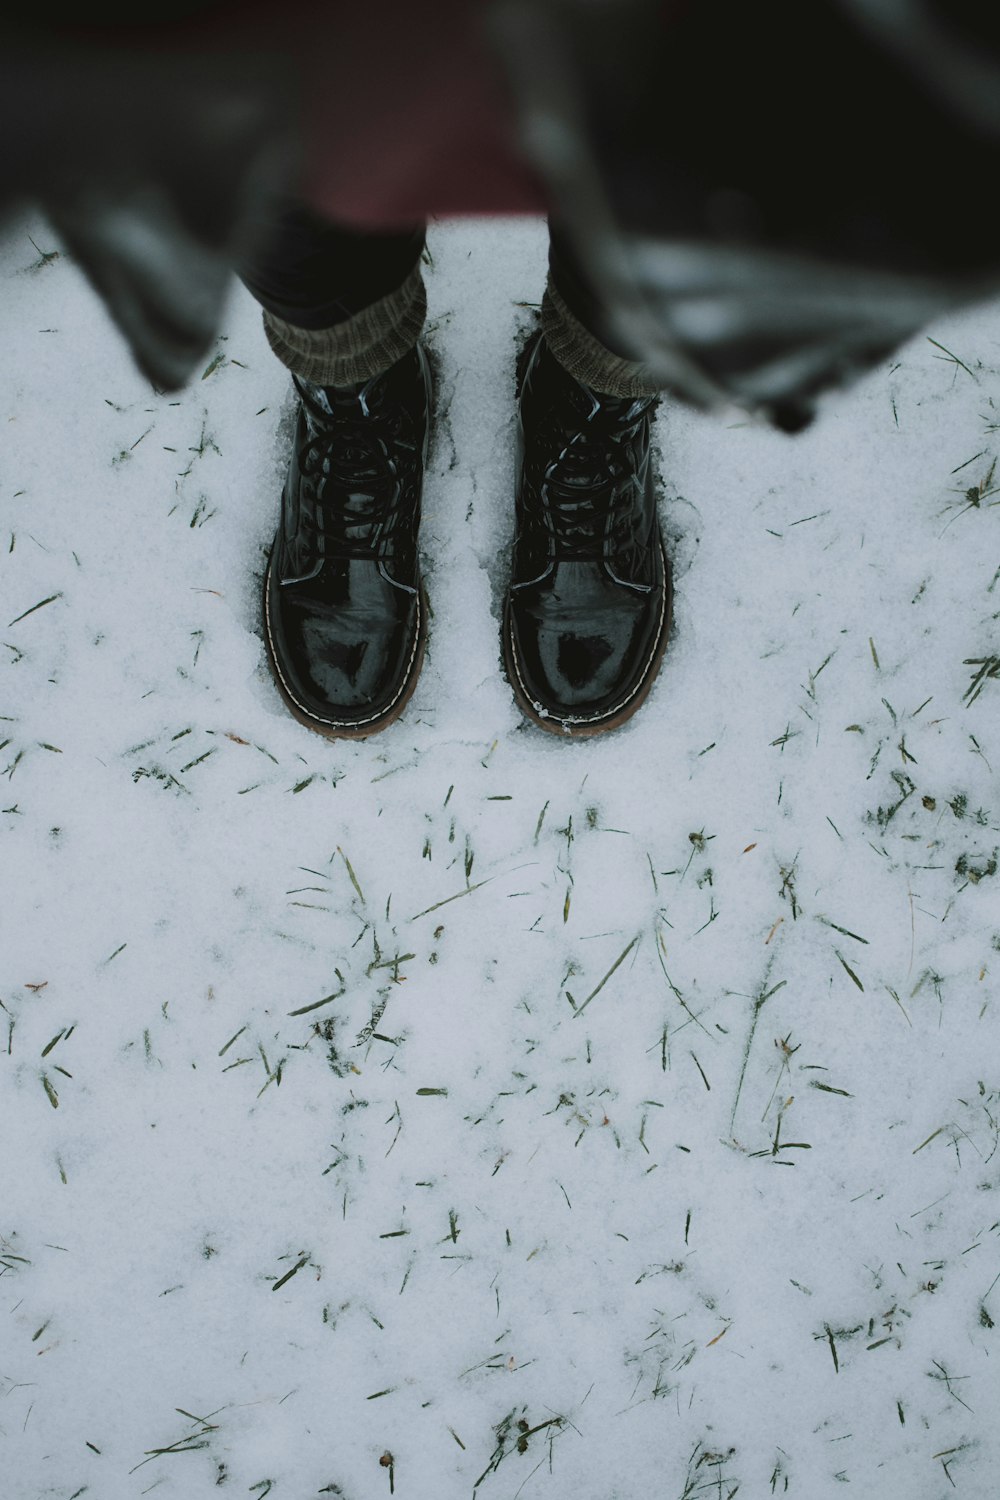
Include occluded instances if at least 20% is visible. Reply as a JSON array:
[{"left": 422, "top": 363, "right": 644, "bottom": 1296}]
[
  {"left": 503, "top": 334, "right": 672, "bottom": 736},
  {"left": 264, "top": 344, "right": 431, "bottom": 738}
]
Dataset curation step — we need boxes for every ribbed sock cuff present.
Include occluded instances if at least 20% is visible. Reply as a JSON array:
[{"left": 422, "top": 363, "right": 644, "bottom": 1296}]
[
  {"left": 541, "top": 276, "right": 663, "bottom": 399},
  {"left": 262, "top": 263, "right": 427, "bottom": 386}
]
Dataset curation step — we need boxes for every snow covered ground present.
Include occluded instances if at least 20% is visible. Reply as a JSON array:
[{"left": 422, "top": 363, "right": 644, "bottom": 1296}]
[{"left": 2, "top": 215, "right": 999, "bottom": 1500}]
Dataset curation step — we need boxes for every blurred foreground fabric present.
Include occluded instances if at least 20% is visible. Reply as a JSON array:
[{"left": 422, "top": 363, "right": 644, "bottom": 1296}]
[{"left": 4, "top": 1, "right": 1000, "bottom": 424}]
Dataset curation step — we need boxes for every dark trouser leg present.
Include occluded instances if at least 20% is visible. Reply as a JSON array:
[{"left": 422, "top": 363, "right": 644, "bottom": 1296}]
[
  {"left": 544, "top": 220, "right": 663, "bottom": 399},
  {"left": 239, "top": 199, "right": 427, "bottom": 386}
]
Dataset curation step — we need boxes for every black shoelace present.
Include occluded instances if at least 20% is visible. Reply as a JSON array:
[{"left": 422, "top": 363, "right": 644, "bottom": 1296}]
[
  {"left": 536, "top": 395, "right": 654, "bottom": 562},
  {"left": 298, "top": 385, "right": 416, "bottom": 559}
]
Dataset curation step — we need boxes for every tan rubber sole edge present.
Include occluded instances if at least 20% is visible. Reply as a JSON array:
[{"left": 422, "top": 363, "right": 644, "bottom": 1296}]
[{"left": 263, "top": 559, "right": 428, "bottom": 741}]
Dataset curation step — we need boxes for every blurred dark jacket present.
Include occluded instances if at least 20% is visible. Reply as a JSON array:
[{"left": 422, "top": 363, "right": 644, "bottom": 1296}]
[{"left": 5, "top": 1, "right": 1000, "bottom": 424}]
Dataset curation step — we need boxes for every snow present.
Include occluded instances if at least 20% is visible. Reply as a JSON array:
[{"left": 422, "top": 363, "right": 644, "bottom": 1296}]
[{"left": 1, "top": 214, "right": 998, "bottom": 1500}]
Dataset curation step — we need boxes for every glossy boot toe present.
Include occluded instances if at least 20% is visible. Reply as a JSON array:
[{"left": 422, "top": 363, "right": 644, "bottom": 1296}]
[
  {"left": 265, "top": 561, "right": 425, "bottom": 735},
  {"left": 505, "top": 550, "right": 669, "bottom": 729}
]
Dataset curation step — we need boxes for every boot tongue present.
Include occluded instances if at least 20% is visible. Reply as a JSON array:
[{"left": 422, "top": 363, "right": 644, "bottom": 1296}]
[
  {"left": 315, "top": 380, "right": 366, "bottom": 414},
  {"left": 304, "top": 381, "right": 365, "bottom": 421},
  {"left": 299, "top": 385, "right": 393, "bottom": 549},
  {"left": 296, "top": 374, "right": 368, "bottom": 424}
]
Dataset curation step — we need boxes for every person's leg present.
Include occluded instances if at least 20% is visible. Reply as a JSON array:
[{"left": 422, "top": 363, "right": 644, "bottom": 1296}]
[
  {"left": 242, "top": 201, "right": 432, "bottom": 739},
  {"left": 240, "top": 199, "right": 427, "bottom": 385},
  {"left": 542, "top": 222, "right": 663, "bottom": 400},
  {"left": 501, "top": 220, "right": 670, "bottom": 736}
]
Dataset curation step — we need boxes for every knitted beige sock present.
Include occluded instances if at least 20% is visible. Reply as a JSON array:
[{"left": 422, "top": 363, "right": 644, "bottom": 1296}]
[
  {"left": 541, "top": 275, "right": 662, "bottom": 399},
  {"left": 262, "top": 262, "right": 426, "bottom": 386}
]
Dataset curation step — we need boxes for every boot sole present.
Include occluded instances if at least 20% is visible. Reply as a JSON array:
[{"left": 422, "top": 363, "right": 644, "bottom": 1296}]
[
  {"left": 263, "top": 558, "right": 428, "bottom": 741},
  {"left": 502, "top": 540, "right": 673, "bottom": 739}
]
